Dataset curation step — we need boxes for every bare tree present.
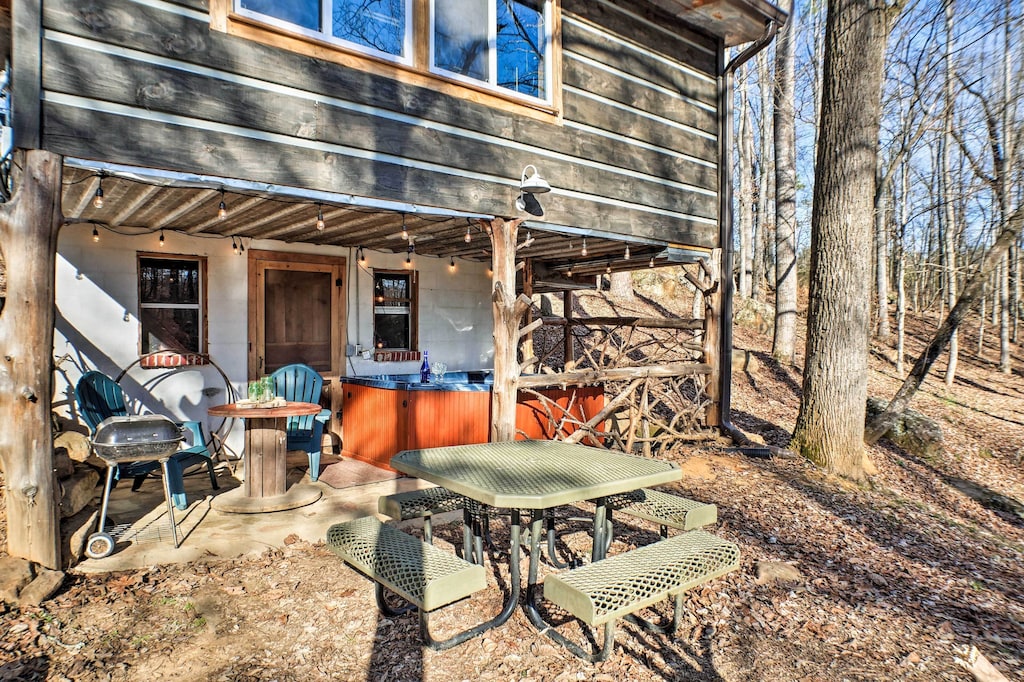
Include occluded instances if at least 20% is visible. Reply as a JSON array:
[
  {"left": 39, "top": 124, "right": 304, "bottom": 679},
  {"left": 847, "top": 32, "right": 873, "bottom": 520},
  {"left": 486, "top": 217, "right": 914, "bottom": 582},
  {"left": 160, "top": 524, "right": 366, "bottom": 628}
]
[
  {"left": 791, "top": 0, "right": 904, "bottom": 479},
  {"left": 773, "top": 0, "right": 798, "bottom": 364},
  {"left": 738, "top": 68, "right": 755, "bottom": 299}
]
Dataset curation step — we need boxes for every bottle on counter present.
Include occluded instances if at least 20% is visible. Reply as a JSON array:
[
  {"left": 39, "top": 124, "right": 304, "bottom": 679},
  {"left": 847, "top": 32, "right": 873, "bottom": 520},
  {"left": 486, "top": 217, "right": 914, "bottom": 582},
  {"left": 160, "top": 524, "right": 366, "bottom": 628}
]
[{"left": 420, "top": 350, "right": 431, "bottom": 383}]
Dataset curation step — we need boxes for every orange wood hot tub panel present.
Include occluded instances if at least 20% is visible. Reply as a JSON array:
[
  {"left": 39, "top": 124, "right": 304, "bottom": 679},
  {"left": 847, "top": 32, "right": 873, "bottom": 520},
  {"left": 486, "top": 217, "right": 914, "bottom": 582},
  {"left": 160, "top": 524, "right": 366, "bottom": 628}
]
[{"left": 341, "top": 383, "right": 605, "bottom": 470}]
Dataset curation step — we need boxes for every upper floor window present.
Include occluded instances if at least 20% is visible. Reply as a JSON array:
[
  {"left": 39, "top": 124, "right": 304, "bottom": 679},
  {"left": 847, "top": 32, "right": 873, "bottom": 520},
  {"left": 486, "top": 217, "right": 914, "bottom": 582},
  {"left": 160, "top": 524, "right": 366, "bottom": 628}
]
[
  {"left": 238, "top": 0, "right": 412, "bottom": 62},
  {"left": 233, "top": 0, "right": 552, "bottom": 103}
]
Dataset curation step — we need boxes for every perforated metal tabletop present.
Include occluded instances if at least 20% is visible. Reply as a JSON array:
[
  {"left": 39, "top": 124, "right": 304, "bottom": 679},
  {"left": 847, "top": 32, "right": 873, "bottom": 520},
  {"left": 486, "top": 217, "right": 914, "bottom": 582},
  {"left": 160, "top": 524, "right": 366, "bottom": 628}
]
[{"left": 390, "top": 440, "right": 681, "bottom": 509}]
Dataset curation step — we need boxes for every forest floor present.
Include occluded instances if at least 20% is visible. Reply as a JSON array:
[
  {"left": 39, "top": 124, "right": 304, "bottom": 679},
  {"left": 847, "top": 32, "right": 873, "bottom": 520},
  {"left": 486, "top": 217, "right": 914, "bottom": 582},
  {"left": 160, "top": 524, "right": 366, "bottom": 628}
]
[{"left": 1, "top": 286, "right": 1023, "bottom": 681}]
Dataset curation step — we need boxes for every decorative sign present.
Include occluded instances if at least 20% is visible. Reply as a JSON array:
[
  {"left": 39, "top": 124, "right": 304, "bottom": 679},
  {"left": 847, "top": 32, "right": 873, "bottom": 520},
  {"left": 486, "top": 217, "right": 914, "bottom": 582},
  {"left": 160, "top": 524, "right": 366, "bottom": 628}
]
[{"left": 373, "top": 350, "right": 422, "bottom": 363}]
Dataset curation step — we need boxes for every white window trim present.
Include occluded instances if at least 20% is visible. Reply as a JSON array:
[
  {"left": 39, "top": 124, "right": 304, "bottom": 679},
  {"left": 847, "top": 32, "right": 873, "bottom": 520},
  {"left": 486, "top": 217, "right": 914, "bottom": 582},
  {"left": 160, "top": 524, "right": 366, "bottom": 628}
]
[{"left": 138, "top": 255, "right": 207, "bottom": 356}]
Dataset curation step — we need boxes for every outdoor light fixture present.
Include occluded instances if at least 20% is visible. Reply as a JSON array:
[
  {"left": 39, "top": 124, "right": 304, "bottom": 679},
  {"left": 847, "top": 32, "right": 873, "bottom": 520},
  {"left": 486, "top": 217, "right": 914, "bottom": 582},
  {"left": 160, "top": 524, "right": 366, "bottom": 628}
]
[
  {"left": 92, "top": 226, "right": 100, "bottom": 242},
  {"left": 464, "top": 225, "right": 472, "bottom": 243},
  {"left": 449, "top": 256, "right": 456, "bottom": 272},
  {"left": 400, "top": 214, "right": 409, "bottom": 241},
  {"left": 159, "top": 229, "right": 165, "bottom": 247},
  {"left": 624, "top": 244, "right": 631, "bottom": 260},
  {"left": 92, "top": 175, "right": 105, "bottom": 209},
  {"left": 231, "top": 236, "right": 239, "bottom": 255},
  {"left": 316, "top": 203, "right": 325, "bottom": 231},
  {"left": 358, "top": 246, "right": 366, "bottom": 265},
  {"left": 649, "top": 257, "right": 655, "bottom": 268},
  {"left": 581, "top": 238, "right": 588, "bottom": 257},
  {"left": 515, "top": 164, "right": 550, "bottom": 217},
  {"left": 218, "top": 189, "right": 228, "bottom": 220},
  {"left": 520, "top": 165, "right": 551, "bottom": 194}
]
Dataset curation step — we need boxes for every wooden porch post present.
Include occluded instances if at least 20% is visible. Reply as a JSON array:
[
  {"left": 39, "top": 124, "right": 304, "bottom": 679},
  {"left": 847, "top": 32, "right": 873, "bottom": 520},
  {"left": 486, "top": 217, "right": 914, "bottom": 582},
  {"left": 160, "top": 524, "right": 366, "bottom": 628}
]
[
  {"left": 703, "top": 248, "right": 723, "bottom": 428},
  {"left": 0, "top": 150, "right": 63, "bottom": 569},
  {"left": 487, "top": 217, "right": 528, "bottom": 442}
]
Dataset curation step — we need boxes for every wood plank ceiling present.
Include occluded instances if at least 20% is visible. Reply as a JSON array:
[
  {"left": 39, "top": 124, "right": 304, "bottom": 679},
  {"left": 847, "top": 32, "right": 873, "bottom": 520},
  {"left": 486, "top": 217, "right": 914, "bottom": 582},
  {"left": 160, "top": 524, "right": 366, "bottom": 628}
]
[{"left": 61, "top": 166, "right": 691, "bottom": 288}]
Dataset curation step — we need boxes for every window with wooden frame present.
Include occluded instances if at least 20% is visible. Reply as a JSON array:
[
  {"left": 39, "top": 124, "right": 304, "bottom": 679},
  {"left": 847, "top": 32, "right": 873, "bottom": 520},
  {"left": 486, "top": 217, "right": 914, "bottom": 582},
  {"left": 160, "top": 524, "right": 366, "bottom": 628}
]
[
  {"left": 372, "top": 270, "right": 418, "bottom": 350},
  {"left": 216, "top": 0, "right": 559, "bottom": 113},
  {"left": 137, "top": 255, "right": 209, "bottom": 368}
]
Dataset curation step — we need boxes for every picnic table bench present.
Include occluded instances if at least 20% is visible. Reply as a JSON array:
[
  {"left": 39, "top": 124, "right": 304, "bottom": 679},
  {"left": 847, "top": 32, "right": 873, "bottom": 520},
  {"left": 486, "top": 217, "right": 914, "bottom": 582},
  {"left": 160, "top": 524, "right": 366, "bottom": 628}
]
[{"left": 541, "top": 529, "right": 740, "bottom": 661}]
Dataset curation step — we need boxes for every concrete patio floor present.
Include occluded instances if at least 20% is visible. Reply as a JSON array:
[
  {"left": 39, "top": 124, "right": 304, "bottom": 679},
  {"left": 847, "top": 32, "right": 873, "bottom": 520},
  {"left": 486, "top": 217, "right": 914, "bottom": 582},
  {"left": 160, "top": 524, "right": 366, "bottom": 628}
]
[{"left": 73, "top": 453, "right": 436, "bottom": 574}]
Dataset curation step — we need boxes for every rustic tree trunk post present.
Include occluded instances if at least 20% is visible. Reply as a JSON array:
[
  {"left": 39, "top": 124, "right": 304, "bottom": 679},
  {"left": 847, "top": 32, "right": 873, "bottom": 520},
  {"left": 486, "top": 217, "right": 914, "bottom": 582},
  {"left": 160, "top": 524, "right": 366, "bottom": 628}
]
[
  {"left": 521, "top": 258, "right": 535, "bottom": 373},
  {"left": 487, "top": 217, "right": 527, "bottom": 442},
  {"left": 703, "top": 248, "right": 722, "bottom": 428},
  {"left": 0, "top": 150, "right": 63, "bottom": 569}
]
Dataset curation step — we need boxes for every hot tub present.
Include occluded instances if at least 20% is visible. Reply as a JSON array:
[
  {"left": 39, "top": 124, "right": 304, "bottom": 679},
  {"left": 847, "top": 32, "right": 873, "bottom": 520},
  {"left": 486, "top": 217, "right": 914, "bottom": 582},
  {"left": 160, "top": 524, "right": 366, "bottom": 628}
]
[{"left": 340, "top": 372, "right": 604, "bottom": 470}]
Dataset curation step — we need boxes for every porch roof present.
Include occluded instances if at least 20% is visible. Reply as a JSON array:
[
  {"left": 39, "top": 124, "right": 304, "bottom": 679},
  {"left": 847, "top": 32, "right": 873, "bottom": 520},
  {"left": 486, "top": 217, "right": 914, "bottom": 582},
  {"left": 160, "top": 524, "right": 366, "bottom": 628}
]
[{"left": 61, "top": 162, "right": 711, "bottom": 291}]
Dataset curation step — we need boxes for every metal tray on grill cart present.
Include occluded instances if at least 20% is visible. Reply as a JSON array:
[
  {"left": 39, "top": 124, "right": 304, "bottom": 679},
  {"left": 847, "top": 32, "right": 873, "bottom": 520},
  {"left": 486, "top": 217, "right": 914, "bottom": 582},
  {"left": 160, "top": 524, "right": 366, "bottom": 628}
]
[{"left": 87, "top": 415, "right": 185, "bottom": 559}]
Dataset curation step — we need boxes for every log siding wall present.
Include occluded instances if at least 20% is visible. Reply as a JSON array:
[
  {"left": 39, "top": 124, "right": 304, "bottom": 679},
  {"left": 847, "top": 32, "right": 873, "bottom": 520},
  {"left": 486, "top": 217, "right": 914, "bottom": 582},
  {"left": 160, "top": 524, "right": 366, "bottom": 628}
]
[{"left": 37, "top": 0, "right": 721, "bottom": 247}]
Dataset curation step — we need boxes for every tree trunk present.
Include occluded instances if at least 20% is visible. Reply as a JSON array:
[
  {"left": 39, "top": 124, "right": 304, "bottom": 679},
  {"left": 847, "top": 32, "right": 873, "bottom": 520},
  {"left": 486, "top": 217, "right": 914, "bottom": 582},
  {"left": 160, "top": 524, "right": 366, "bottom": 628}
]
[
  {"left": 941, "top": 1, "right": 959, "bottom": 387},
  {"left": 0, "top": 150, "right": 63, "bottom": 569},
  {"left": 773, "top": 0, "right": 798, "bottom": 364},
  {"left": 738, "top": 70, "right": 755, "bottom": 299},
  {"left": 487, "top": 218, "right": 527, "bottom": 442},
  {"left": 792, "top": 0, "right": 900, "bottom": 479},
  {"left": 752, "top": 49, "right": 773, "bottom": 302},
  {"left": 866, "top": 206, "right": 1024, "bottom": 444},
  {"left": 609, "top": 271, "right": 634, "bottom": 300},
  {"left": 874, "top": 175, "right": 891, "bottom": 340}
]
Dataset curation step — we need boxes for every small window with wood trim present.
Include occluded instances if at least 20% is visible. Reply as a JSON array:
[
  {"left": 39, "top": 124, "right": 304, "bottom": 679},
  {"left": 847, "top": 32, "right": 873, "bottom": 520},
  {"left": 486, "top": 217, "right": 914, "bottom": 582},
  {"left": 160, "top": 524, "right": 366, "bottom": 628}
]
[
  {"left": 373, "top": 270, "right": 417, "bottom": 350},
  {"left": 221, "top": 0, "right": 557, "bottom": 109},
  {"left": 137, "top": 255, "right": 209, "bottom": 367}
]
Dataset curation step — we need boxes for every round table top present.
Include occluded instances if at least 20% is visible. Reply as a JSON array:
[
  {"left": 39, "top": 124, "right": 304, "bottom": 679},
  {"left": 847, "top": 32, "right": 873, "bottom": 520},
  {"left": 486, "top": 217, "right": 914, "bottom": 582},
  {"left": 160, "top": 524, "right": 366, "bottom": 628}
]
[{"left": 208, "top": 400, "right": 323, "bottom": 418}]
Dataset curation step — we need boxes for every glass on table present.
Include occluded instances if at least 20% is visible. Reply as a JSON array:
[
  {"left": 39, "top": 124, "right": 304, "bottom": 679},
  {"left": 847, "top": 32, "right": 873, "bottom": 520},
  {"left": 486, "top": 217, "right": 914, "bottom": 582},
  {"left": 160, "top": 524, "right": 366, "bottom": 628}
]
[{"left": 430, "top": 362, "right": 447, "bottom": 383}]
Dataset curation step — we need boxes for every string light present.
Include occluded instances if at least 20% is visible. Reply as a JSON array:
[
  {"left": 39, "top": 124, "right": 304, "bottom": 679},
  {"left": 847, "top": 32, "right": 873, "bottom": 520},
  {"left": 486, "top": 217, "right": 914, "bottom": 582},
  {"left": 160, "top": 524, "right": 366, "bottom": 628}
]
[
  {"left": 581, "top": 238, "right": 588, "bottom": 257},
  {"left": 231, "top": 236, "right": 239, "bottom": 255},
  {"left": 624, "top": 244, "right": 631, "bottom": 260},
  {"left": 218, "top": 189, "right": 228, "bottom": 220},
  {"left": 358, "top": 246, "right": 366, "bottom": 265},
  {"left": 464, "top": 225, "right": 472, "bottom": 243},
  {"left": 404, "top": 242, "right": 414, "bottom": 268},
  {"left": 649, "top": 256, "right": 655, "bottom": 268},
  {"left": 238, "top": 238, "right": 245, "bottom": 254},
  {"left": 316, "top": 203, "right": 325, "bottom": 231},
  {"left": 566, "top": 266, "right": 573, "bottom": 277},
  {"left": 449, "top": 256, "right": 456, "bottom": 272},
  {"left": 400, "top": 214, "right": 408, "bottom": 241},
  {"left": 606, "top": 264, "right": 612, "bottom": 274},
  {"left": 92, "top": 226, "right": 100, "bottom": 243},
  {"left": 159, "top": 229, "right": 165, "bottom": 247},
  {"left": 92, "top": 175, "right": 105, "bottom": 209}
]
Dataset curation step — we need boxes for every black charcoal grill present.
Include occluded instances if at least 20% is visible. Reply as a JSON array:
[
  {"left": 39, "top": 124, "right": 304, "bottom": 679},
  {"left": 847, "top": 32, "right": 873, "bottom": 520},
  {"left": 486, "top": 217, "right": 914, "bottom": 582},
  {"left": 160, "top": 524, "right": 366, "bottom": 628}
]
[{"left": 87, "top": 415, "right": 186, "bottom": 558}]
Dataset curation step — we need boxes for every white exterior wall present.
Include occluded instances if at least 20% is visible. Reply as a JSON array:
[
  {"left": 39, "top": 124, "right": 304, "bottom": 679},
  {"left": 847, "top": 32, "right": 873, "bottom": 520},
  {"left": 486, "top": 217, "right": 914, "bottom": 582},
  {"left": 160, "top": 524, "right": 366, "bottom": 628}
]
[{"left": 54, "top": 223, "right": 494, "bottom": 454}]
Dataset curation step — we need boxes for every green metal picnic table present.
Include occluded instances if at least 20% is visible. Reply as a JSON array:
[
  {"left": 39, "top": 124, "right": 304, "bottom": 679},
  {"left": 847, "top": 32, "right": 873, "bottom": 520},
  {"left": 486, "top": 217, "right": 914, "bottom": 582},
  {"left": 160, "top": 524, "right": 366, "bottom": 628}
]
[{"left": 389, "top": 440, "right": 682, "bottom": 637}]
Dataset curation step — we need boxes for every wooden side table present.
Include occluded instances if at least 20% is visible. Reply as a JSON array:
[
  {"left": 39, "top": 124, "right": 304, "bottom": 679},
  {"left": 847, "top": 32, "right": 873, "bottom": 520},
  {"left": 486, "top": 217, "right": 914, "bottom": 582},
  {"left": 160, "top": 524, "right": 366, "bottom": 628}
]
[{"left": 208, "top": 401, "right": 323, "bottom": 513}]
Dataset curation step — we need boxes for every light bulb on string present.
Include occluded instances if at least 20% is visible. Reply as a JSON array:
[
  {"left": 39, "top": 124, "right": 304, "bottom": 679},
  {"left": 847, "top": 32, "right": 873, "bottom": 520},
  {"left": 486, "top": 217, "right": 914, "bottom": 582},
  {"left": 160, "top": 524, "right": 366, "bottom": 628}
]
[
  {"left": 316, "top": 203, "right": 325, "bottom": 231},
  {"left": 581, "top": 238, "right": 588, "bottom": 257},
  {"left": 239, "top": 239, "right": 245, "bottom": 254},
  {"left": 566, "top": 267, "right": 573, "bottom": 277},
  {"left": 358, "top": 246, "right": 367, "bottom": 265},
  {"left": 231, "top": 237, "right": 239, "bottom": 255},
  {"left": 400, "top": 214, "right": 408, "bottom": 241},
  {"left": 92, "top": 226, "right": 100, "bottom": 243},
  {"left": 606, "top": 264, "right": 611, "bottom": 274},
  {"left": 624, "top": 244, "right": 630, "bottom": 260},
  {"left": 159, "top": 229, "right": 165, "bottom": 247},
  {"left": 92, "top": 175, "right": 105, "bottom": 209},
  {"left": 649, "top": 257, "right": 655, "bottom": 268},
  {"left": 449, "top": 256, "right": 456, "bottom": 272},
  {"left": 218, "top": 189, "right": 228, "bottom": 220},
  {"left": 464, "top": 225, "right": 472, "bottom": 243}
]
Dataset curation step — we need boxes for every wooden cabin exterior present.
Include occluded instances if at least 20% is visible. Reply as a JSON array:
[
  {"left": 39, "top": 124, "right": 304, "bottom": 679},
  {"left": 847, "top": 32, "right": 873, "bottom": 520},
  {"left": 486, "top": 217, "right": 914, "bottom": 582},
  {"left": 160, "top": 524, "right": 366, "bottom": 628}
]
[{"left": 0, "top": 0, "right": 784, "bottom": 566}]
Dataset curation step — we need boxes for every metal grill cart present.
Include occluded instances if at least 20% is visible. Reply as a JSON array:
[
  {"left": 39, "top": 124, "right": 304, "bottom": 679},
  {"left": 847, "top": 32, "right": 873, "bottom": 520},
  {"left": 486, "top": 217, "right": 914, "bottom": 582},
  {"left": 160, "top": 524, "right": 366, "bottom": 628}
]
[{"left": 86, "top": 415, "right": 185, "bottom": 559}]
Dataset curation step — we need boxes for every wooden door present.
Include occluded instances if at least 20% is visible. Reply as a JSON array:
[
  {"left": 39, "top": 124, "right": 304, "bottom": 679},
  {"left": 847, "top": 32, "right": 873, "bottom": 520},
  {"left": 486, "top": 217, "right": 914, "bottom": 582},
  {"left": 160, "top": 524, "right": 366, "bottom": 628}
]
[{"left": 248, "top": 250, "right": 346, "bottom": 435}]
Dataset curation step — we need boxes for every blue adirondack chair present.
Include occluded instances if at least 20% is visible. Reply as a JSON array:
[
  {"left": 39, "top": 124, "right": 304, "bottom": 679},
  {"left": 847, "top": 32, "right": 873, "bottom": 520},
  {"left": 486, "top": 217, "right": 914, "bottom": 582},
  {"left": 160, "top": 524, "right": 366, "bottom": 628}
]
[
  {"left": 75, "top": 371, "right": 220, "bottom": 509},
  {"left": 269, "top": 363, "right": 330, "bottom": 482}
]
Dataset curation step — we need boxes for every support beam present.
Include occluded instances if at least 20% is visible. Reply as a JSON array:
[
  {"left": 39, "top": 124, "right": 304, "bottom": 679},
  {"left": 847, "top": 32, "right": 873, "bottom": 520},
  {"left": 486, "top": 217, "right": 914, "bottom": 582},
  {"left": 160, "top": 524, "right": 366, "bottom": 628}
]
[
  {"left": 0, "top": 150, "right": 63, "bottom": 569},
  {"left": 487, "top": 217, "right": 525, "bottom": 442}
]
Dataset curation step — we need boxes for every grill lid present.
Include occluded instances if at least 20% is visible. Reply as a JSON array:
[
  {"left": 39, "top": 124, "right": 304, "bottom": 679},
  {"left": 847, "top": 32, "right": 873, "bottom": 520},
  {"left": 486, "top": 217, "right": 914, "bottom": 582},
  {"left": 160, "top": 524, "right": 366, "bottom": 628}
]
[{"left": 93, "top": 415, "right": 184, "bottom": 447}]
